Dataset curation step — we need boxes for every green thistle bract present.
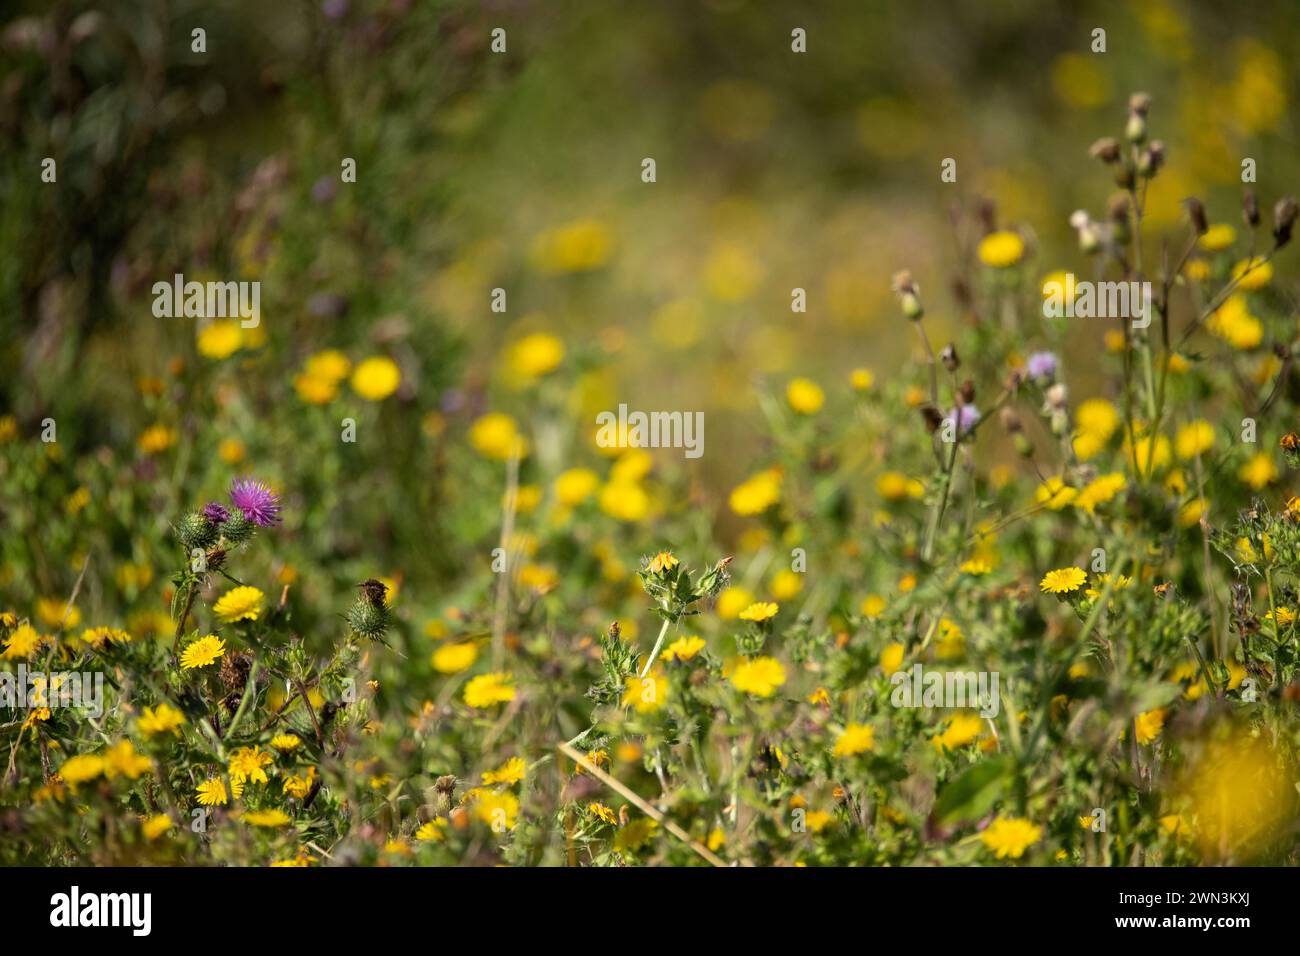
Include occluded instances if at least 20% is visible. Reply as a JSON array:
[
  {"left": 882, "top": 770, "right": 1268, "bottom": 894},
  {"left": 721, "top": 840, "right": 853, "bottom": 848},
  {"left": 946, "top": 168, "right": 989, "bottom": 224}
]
[
  {"left": 347, "top": 598, "right": 391, "bottom": 642},
  {"left": 176, "top": 512, "right": 217, "bottom": 550}
]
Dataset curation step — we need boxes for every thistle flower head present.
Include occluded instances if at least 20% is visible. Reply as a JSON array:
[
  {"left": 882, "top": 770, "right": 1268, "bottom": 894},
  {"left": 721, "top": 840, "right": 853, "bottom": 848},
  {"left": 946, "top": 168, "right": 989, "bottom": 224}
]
[
  {"left": 202, "top": 502, "right": 230, "bottom": 525},
  {"left": 229, "top": 477, "right": 282, "bottom": 527},
  {"left": 1026, "top": 351, "right": 1058, "bottom": 380}
]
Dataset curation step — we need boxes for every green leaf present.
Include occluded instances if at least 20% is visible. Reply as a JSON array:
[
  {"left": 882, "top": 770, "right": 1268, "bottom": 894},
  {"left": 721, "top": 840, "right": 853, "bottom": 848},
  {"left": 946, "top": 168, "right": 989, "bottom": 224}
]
[{"left": 934, "top": 756, "right": 1012, "bottom": 825}]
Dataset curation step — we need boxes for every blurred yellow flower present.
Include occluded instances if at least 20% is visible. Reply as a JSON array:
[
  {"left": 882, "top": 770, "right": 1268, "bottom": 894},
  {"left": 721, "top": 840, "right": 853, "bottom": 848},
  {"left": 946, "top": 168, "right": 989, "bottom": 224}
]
[
  {"left": 506, "top": 332, "right": 564, "bottom": 384},
  {"left": 463, "top": 672, "right": 515, "bottom": 708},
  {"left": 1198, "top": 223, "right": 1237, "bottom": 251},
  {"left": 432, "top": 641, "right": 478, "bottom": 674},
  {"left": 1175, "top": 419, "right": 1215, "bottom": 460},
  {"left": 218, "top": 438, "right": 246, "bottom": 464},
  {"left": 138, "top": 703, "right": 186, "bottom": 738},
  {"left": 59, "top": 753, "right": 106, "bottom": 786},
  {"left": 716, "top": 586, "right": 754, "bottom": 620},
  {"left": 1134, "top": 708, "right": 1166, "bottom": 744},
  {"left": 469, "top": 413, "right": 528, "bottom": 460},
  {"left": 554, "top": 468, "right": 599, "bottom": 506},
  {"left": 351, "top": 356, "right": 402, "bottom": 401},
  {"left": 770, "top": 569, "right": 803, "bottom": 601},
  {"left": 196, "top": 320, "right": 242, "bottom": 359},
  {"left": 1232, "top": 256, "right": 1273, "bottom": 291},
  {"left": 977, "top": 231, "right": 1025, "bottom": 268},
  {"left": 933, "top": 712, "right": 985, "bottom": 751},
  {"left": 1239, "top": 452, "right": 1277, "bottom": 489},
  {"left": 482, "top": 756, "right": 526, "bottom": 786},
  {"left": 833, "top": 723, "right": 875, "bottom": 757},
  {"left": 980, "top": 816, "right": 1042, "bottom": 859},
  {"left": 3, "top": 624, "right": 44, "bottom": 659},
  {"left": 877, "top": 471, "right": 924, "bottom": 501},
  {"left": 599, "top": 481, "right": 650, "bottom": 522},
  {"left": 729, "top": 468, "right": 782, "bottom": 516},
  {"left": 786, "top": 378, "right": 825, "bottom": 414},
  {"left": 137, "top": 424, "right": 176, "bottom": 455},
  {"left": 704, "top": 241, "right": 761, "bottom": 303},
  {"left": 531, "top": 219, "right": 612, "bottom": 274},
  {"left": 729, "top": 656, "right": 786, "bottom": 697},
  {"left": 36, "top": 598, "right": 79, "bottom": 629},
  {"left": 879, "top": 641, "right": 904, "bottom": 676},
  {"left": 622, "top": 672, "right": 667, "bottom": 713}
]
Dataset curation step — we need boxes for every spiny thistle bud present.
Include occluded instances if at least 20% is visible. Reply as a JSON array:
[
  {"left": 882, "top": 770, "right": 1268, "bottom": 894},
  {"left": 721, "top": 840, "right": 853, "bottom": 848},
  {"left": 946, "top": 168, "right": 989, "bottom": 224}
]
[
  {"left": 1137, "top": 140, "right": 1165, "bottom": 177},
  {"left": 1242, "top": 189, "right": 1260, "bottom": 228},
  {"left": 433, "top": 775, "right": 458, "bottom": 816},
  {"left": 176, "top": 512, "right": 217, "bottom": 550},
  {"left": 205, "top": 547, "right": 227, "bottom": 572},
  {"left": 221, "top": 513, "right": 256, "bottom": 545},
  {"left": 696, "top": 556, "right": 733, "bottom": 600},
  {"left": 940, "top": 344, "right": 960, "bottom": 372},
  {"left": 1089, "top": 137, "right": 1121, "bottom": 164},
  {"left": 892, "top": 270, "right": 923, "bottom": 320},
  {"left": 347, "top": 597, "right": 392, "bottom": 643},
  {"left": 1183, "top": 197, "right": 1208, "bottom": 235},
  {"left": 1273, "top": 196, "right": 1298, "bottom": 248}
]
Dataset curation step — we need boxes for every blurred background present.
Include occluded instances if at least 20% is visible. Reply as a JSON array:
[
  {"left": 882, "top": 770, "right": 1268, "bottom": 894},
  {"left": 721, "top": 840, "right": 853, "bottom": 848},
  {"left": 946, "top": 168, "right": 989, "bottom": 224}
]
[{"left": 1, "top": 0, "right": 1297, "bottom": 622}]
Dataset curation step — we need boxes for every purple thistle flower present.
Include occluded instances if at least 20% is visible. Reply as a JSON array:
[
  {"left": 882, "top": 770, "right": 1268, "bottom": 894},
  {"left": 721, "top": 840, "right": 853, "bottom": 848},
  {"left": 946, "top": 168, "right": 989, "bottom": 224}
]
[
  {"left": 1026, "top": 350, "right": 1059, "bottom": 380},
  {"left": 948, "top": 404, "right": 981, "bottom": 436},
  {"left": 229, "top": 478, "right": 282, "bottom": 527},
  {"left": 202, "top": 502, "right": 230, "bottom": 525}
]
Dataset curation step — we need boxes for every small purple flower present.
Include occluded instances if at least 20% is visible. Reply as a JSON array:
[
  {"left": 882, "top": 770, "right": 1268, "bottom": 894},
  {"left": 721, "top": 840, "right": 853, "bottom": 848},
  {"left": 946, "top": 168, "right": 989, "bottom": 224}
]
[
  {"left": 1026, "top": 351, "right": 1059, "bottom": 380},
  {"left": 229, "top": 478, "right": 282, "bottom": 527},
  {"left": 202, "top": 502, "right": 230, "bottom": 525},
  {"left": 948, "top": 404, "right": 981, "bottom": 436}
]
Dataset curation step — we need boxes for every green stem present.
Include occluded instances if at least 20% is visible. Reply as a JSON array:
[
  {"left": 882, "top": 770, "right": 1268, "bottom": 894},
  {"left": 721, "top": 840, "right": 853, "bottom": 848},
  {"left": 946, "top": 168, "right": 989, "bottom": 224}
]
[{"left": 639, "top": 617, "right": 674, "bottom": 678}]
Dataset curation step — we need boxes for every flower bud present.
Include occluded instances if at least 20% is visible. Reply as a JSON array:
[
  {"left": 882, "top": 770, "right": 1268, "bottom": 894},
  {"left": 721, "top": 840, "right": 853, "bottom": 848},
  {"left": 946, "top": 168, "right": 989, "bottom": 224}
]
[
  {"left": 1137, "top": 140, "right": 1165, "bottom": 177},
  {"left": 940, "top": 344, "right": 960, "bottom": 372},
  {"left": 1126, "top": 93, "right": 1152, "bottom": 144},
  {"left": 1089, "top": 137, "right": 1121, "bottom": 163},
  {"left": 999, "top": 407, "right": 1023, "bottom": 434},
  {"left": 1125, "top": 112, "right": 1146, "bottom": 144},
  {"left": 347, "top": 597, "right": 392, "bottom": 642},
  {"left": 1242, "top": 190, "right": 1260, "bottom": 228},
  {"left": 176, "top": 512, "right": 217, "bottom": 550},
  {"left": 221, "top": 513, "right": 256, "bottom": 545},
  {"left": 892, "top": 270, "right": 923, "bottom": 320},
  {"left": 1183, "top": 197, "right": 1208, "bottom": 235},
  {"left": 1273, "top": 196, "right": 1298, "bottom": 248}
]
